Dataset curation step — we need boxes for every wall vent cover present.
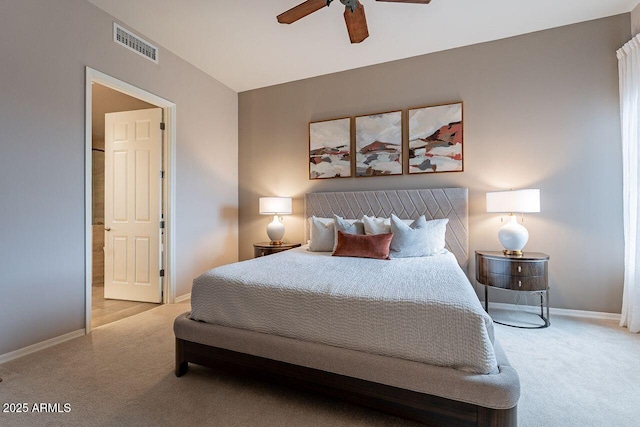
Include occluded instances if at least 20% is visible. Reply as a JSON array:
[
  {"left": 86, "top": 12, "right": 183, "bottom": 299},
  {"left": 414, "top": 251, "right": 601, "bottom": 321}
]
[{"left": 113, "top": 22, "right": 158, "bottom": 64}]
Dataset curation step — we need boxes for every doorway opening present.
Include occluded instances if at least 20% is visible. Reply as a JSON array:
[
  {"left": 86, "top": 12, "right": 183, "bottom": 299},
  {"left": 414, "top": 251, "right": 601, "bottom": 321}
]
[
  {"left": 85, "top": 67, "right": 176, "bottom": 333},
  {"left": 92, "top": 84, "right": 158, "bottom": 327}
]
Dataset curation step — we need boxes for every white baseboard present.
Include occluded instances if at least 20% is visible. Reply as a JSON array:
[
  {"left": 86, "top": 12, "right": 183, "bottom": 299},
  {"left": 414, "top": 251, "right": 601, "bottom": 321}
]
[
  {"left": 487, "top": 302, "right": 621, "bottom": 321},
  {"left": 174, "top": 293, "right": 191, "bottom": 303},
  {"left": 0, "top": 329, "right": 85, "bottom": 365}
]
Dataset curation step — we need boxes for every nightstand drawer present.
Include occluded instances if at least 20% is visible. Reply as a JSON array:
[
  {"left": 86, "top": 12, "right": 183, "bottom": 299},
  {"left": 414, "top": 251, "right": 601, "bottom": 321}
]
[
  {"left": 479, "top": 257, "right": 547, "bottom": 277},
  {"left": 254, "top": 247, "right": 288, "bottom": 257},
  {"left": 480, "top": 272, "right": 547, "bottom": 291},
  {"left": 253, "top": 242, "right": 301, "bottom": 258}
]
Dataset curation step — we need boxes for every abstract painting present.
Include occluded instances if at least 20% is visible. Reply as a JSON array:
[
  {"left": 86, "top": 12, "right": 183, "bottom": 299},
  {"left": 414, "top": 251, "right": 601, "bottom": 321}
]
[
  {"left": 355, "top": 111, "right": 402, "bottom": 177},
  {"left": 408, "top": 102, "right": 463, "bottom": 174},
  {"left": 309, "top": 117, "right": 352, "bottom": 179}
]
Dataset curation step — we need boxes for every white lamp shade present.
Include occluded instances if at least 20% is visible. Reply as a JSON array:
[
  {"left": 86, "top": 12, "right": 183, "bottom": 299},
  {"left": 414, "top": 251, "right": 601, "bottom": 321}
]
[
  {"left": 486, "top": 189, "right": 540, "bottom": 213},
  {"left": 259, "top": 197, "right": 292, "bottom": 215}
]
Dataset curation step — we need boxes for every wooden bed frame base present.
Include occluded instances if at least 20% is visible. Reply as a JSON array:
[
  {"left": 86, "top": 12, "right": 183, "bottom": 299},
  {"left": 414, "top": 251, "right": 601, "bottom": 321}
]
[{"left": 175, "top": 338, "right": 517, "bottom": 427}]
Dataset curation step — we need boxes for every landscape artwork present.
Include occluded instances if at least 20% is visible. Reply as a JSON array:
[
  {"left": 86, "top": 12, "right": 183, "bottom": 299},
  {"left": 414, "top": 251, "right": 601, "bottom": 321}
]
[
  {"left": 408, "top": 102, "right": 463, "bottom": 174},
  {"left": 355, "top": 111, "right": 403, "bottom": 177},
  {"left": 309, "top": 117, "right": 352, "bottom": 179}
]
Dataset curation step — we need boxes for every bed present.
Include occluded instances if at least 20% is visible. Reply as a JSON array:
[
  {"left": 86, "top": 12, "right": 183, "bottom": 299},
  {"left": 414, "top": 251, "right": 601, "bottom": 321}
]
[{"left": 174, "top": 188, "right": 519, "bottom": 426}]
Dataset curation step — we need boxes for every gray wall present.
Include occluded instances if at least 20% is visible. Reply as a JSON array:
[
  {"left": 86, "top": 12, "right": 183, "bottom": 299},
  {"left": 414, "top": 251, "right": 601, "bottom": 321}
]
[
  {"left": 0, "top": 0, "right": 238, "bottom": 356},
  {"left": 632, "top": 2, "right": 640, "bottom": 36},
  {"left": 239, "top": 15, "right": 630, "bottom": 314}
]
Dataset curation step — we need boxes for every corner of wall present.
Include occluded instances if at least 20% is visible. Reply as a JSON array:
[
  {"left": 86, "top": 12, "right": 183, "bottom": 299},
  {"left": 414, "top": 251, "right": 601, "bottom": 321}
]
[{"left": 631, "top": 3, "right": 640, "bottom": 36}]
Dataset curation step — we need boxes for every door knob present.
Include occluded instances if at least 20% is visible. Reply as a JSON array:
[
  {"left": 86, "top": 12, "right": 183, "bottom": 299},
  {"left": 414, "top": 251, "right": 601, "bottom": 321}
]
[{"left": 104, "top": 227, "right": 111, "bottom": 231}]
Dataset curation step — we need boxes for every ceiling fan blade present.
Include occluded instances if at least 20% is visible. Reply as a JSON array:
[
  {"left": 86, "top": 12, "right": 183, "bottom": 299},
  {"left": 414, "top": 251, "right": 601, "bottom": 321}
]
[
  {"left": 376, "top": 0, "right": 431, "bottom": 3},
  {"left": 344, "top": 2, "right": 368, "bottom": 43},
  {"left": 277, "top": 0, "right": 328, "bottom": 24}
]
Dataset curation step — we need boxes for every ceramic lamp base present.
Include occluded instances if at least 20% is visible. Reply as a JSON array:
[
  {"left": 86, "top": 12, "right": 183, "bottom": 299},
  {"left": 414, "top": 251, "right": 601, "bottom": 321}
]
[
  {"left": 498, "top": 215, "right": 529, "bottom": 255},
  {"left": 266, "top": 215, "right": 285, "bottom": 245}
]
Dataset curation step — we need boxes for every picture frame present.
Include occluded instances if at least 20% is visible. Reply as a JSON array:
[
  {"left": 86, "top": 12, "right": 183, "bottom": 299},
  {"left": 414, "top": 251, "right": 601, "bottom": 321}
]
[
  {"left": 355, "top": 110, "right": 403, "bottom": 177},
  {"left": 309, "top": 117, "right": 352, "bottom": 180},
  {"left": 407, "top": 102, "right": 463, "bottom": 174}
]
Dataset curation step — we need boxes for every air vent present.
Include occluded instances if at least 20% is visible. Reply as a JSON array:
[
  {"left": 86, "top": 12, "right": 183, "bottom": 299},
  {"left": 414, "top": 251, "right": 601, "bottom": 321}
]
[{"left": 113, "top": 22, "right": 158, "bottom": 64}]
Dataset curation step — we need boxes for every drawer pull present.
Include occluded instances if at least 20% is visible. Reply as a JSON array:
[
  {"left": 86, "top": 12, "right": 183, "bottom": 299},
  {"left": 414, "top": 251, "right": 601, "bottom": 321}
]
[
  {"left": 518, "top": 280, "right": 522, "bottom": 288},
  {"left": 518, "top": 266, "right": 522, "bottom": 273}
]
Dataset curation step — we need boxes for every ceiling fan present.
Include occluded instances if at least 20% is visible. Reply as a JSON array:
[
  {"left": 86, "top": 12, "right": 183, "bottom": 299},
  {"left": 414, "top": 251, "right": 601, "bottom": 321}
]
[{"left": 277, "top": 0, "right": 432, "bottom": 44}]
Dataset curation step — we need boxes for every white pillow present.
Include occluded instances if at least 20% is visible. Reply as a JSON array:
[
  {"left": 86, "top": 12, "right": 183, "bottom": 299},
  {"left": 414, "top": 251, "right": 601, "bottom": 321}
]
[
  {"left": 333, "top": 215, "right": 365, "bottom": 252},
  {"left": 389, "top": 214, "right": 449, "bottom": 258},
  {"left": 308, "top": 217, "right": 335, "bottom": 252},
  {"left": 363, "top": 216, "right": 417, "bottom": 234},
  {"left": 362, "top": 215, "right": 391, "bottom": 235}
]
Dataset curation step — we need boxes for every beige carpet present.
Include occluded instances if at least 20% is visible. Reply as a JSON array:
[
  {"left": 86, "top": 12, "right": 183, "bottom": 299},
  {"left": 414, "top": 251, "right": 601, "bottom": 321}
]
[
  {"left": 493, "top": 309, "right": 640, "bottom": 427},
  {"left": 0, "top": 303, "right": 639, "bottom": 427}
]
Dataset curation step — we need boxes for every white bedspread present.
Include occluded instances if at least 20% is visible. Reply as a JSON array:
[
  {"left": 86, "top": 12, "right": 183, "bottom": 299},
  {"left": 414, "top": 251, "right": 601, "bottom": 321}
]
[{"left": 190, "top": 247, "right": 498, "bottom": 374}]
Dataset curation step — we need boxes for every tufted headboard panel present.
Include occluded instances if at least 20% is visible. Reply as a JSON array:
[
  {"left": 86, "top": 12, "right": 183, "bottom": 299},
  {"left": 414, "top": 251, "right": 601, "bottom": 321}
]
[{"left": 304, "top": 188, "right": 469, "bottom": 269}]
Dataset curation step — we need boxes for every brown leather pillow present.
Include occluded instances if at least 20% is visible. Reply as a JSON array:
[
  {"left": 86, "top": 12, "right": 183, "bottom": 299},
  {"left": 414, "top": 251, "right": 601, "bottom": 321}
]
[{"left": 332, "top": 230, "right": 393, "bottom": 260}]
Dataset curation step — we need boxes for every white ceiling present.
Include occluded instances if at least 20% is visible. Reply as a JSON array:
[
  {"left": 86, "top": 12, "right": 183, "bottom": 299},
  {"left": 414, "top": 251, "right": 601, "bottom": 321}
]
[{"left": 88, "top": 0, "right": 638, "bottom": 92}]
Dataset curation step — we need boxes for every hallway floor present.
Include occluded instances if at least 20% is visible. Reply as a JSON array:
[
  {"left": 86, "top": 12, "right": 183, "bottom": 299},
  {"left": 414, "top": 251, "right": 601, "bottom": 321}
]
[{"left": 91, "top": 284, "right": 159, "bottom": 328}]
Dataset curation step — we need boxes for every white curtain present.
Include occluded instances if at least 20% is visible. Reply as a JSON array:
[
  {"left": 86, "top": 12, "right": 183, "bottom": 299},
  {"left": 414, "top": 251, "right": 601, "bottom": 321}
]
[{"left": 618, "top": 35, "right": 640, "bottom": 333}]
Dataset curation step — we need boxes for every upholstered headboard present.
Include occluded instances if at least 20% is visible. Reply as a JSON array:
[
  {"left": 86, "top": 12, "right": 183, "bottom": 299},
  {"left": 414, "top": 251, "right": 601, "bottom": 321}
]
[{"left": 304, "top": 188, "right": 469, "bottom": 269}]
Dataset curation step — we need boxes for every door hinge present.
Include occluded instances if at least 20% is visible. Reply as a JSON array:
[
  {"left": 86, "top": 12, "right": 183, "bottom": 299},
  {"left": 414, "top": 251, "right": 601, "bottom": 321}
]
[
  {"left": 160, "top": 122, "right": 165, "bottom": 130},
  {"left": 160, "top": 170, "right": 165, "bottom": 179},
  {"left": 160, "top": 220, "right": 165, "bottom": 229},
  {"left": 160, "top": 269, "right": 165, "bottom": 277}
]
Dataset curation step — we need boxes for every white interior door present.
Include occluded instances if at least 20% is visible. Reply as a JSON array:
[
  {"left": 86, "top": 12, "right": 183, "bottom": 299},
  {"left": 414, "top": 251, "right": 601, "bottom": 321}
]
[{"left": 104, "top": 108, "right": 162, "bottom": 303}]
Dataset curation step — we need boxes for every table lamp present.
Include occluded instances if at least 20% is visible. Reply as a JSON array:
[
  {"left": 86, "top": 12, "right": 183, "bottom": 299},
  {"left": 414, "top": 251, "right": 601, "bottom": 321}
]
[
  {"left": 259, "top": 197, "right": 292, "bottom": 245},
  {"left": 486, "top": 189, "right": 540, "bottom": 256}
]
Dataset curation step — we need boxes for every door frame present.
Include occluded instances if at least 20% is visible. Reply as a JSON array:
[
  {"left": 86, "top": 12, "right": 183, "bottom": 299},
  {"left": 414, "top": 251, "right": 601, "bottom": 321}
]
[{"left": 84, "top": 67, "right": 177, "bottom": 334}]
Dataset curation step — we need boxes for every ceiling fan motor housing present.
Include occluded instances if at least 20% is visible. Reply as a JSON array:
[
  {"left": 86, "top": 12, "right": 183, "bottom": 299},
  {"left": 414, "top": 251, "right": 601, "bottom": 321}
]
[
  {"left": 340, "top": 0, "right": 359, "bottom": 13},
  {"left": 340, "top": 0, "right": 358, "bottom": 12}
]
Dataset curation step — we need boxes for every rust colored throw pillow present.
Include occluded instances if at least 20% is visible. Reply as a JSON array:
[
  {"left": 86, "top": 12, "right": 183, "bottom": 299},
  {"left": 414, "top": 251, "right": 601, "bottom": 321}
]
[{"left": 332, "top": 230, "right": 393, "bottom": 260}]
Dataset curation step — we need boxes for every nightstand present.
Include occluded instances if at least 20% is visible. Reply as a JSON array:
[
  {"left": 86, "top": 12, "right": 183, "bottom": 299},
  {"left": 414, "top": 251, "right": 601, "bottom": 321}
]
[
  {"left": 476, "top": 250, "right": 550, "bottom": 329},
  {"left": 253, "top": 242, "right": 301, "bottom": 258}
]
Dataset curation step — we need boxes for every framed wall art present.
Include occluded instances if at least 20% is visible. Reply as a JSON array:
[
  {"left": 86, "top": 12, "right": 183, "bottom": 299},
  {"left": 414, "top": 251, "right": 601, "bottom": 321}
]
[
  {"left": 355, "top": 111, "right": 403, "bottom": 177},
  {"left": 309, "top": 117, "right": 352, "bottom": 180},
  {"left": 408, "top": 102, "right": 463, "bottom": 174}
]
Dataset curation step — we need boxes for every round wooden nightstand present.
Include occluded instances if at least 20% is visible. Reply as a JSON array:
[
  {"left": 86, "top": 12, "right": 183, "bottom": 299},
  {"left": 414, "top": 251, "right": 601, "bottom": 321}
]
[
  {"left": 475, "top": 250, "right": 550, "bottom": 329},
  {"left": 253, "top": 242, "right": 301, "bottom": 258}
]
